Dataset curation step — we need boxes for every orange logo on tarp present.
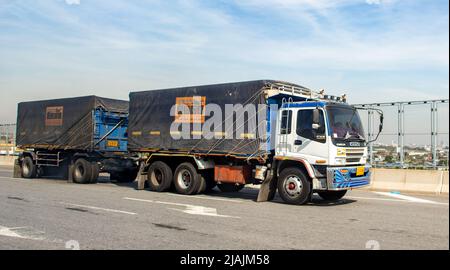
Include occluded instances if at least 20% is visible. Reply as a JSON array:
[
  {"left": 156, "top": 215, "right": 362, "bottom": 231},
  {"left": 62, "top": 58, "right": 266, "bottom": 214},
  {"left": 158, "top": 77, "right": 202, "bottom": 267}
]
[
  {"left": 45, "top": 106, "right": 64, "bottom": 126},
  {"left": 174, "top": 96, "right": 206, "bottom": 123}
]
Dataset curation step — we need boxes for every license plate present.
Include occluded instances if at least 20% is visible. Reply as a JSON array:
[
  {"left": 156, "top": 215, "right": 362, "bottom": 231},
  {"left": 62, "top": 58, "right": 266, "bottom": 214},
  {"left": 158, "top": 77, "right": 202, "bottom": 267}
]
[
  {"left": 356, "top": 166, "right": 365, "bottom": 176},
  {"left": 106, "top": 140, "right": 119, "bottom": 147}
]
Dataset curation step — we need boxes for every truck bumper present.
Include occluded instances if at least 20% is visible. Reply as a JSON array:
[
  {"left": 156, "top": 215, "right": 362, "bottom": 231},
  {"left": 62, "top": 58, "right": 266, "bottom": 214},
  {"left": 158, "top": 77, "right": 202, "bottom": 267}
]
[{"left": 326, "top": 165, "right": 371, "bottom": 191}]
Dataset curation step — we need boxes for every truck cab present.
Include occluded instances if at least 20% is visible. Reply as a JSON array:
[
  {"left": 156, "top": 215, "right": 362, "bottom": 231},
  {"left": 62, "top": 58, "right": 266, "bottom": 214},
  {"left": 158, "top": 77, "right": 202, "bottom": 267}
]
[{"left": 263, "top": 83, "right": 378, "bottom": 204}]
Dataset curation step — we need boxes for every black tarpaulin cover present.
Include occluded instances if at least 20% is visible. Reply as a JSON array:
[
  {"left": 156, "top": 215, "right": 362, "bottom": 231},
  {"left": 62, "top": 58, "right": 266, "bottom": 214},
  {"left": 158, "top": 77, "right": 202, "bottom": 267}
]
[
  {"left": 16, "top": 95, "right": 129, "bottom": 150},
  {"left": 128, "top": 80, "right": 293, "bottom": 157}
]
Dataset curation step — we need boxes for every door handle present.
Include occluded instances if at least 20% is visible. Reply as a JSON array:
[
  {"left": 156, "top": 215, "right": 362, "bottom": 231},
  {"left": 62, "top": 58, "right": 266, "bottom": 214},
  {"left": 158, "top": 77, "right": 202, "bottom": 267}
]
[{"left": 294, "top": 140, "right": 303, "bottom": 145}]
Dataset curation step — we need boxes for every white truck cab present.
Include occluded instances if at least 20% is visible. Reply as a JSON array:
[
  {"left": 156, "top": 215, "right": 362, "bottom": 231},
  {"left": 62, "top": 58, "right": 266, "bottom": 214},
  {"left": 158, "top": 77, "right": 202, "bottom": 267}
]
[{"left": 261, "top": 83, "right": 382, "bottom": 204}]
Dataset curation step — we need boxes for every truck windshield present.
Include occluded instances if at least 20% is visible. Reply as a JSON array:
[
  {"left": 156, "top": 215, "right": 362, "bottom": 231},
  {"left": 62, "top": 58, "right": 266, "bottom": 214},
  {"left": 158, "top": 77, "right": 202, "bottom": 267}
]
[{"left": 327, "top": 106, "right": 365, "bottom": 141}]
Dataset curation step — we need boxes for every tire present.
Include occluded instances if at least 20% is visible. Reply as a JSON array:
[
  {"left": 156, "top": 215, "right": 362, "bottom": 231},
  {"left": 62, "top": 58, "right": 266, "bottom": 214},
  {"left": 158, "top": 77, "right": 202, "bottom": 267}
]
[
  {"left": 217, "top": 183, "right": 245, "bottom": 192},
  {"left": 173, "top": 162, "right": 201, "bottom": 195},
  {"left": 277, "top": 167, "right": 311, "bottom": 205},
  {"left": 73, "top": 158, "right": 92, "bottom": 184},
  {"left": 90, "top": 162, "right": 100, "bottom": 184},
  {"left": 197, "top": 174, "right": 207, "bottom": 194},
  {"left": 147, "top": 161, "right": 172, "bottom": 192},
  {"left": 317, "top": 190, "right": 347, "bottom": 201},
  {"left": 198, "top": 170, "right": 216, "bottom": 194},
  {"left": 21, "top": 156, "right": 37, "bottom": 179}
]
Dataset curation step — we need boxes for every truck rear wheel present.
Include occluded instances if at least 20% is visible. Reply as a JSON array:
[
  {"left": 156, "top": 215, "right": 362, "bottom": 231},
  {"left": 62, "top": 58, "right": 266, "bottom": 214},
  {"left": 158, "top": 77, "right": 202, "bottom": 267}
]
[
  {"left": 21, "top": 156, "right": 37, "bottom": 179},
  {"left": 73, "top": 158, "right": 92, "bottom": 184},
  {"left": 147, "top": 161, "right": 172, "bottom": 192},
  {"left": 198, "top": 170, "right": 216, "bottom": 194},
  {"left": 174, "top": 162, "right": 201, "bottom": 195},
  {"left": 217, "top": 183, "right": 245, "bottom": 192},
  {"left": 90, "top": 162, "right": 100, "bottom": 183},
  {"left": 277, "top": 167, "right": 311, "bottom": 205},
  {"left": 317, "top": 190, "right": 347, "bottom": 201}
]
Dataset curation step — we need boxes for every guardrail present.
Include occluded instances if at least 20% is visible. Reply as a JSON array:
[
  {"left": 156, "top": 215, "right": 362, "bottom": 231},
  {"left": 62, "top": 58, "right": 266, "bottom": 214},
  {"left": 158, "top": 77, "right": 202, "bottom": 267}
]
[{"left": 354, "top": 99, "right": 449, "bottom": 170}]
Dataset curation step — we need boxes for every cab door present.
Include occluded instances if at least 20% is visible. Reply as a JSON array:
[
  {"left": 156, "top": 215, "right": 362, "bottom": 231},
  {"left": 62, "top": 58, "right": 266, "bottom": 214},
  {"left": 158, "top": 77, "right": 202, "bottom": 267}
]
[{"left": 290, "top": 108, "right": 329, "bottom": 164}]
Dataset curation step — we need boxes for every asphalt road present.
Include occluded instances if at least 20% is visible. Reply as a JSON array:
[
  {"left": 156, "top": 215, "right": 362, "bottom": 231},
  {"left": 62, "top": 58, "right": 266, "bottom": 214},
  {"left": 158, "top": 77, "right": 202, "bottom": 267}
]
[{"left": 0, "top": 165, "right": 448, "bottom": 250}]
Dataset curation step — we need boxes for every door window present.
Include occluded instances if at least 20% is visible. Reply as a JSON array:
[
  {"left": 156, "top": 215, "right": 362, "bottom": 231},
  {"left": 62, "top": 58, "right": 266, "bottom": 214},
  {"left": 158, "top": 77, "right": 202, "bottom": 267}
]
[{"left": 296, "top": 109, "right": 326, "bottom": 143}]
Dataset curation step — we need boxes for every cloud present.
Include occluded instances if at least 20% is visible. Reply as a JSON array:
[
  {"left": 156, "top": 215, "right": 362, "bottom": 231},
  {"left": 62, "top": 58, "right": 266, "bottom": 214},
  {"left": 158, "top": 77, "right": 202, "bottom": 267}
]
[
  {"left": 65, "top": 0, "right": 80, "bottom": 5},
  {"left": 366, "top": 0, "right": 381, "bottom": 4},
  {"left": 365, "top": 0, "right": 396, "bottom": 5},
  {"left": 0, "top": 0, "right": 447, "bottom": 116}
]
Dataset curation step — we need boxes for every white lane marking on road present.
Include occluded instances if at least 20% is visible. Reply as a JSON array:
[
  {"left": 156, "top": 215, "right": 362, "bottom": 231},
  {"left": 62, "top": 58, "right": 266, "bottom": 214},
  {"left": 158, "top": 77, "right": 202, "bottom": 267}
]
[
  {"left": 123, "top": 197, "right": 240, "bottom": 218},
  {"left": 165, "top": 193, "right": 244, "bottom": 203},
  {"left": 346, "top": 196, "right": 406, "bottom": 202},
  {"left": 373, "top": 192, "right": 448, "bottom": 205},
  {"left": 61, "top": 202, "right": 137, "bottom": 215},
  {"left": 0, "top": 225, "right": 46, "bottom": 241}
]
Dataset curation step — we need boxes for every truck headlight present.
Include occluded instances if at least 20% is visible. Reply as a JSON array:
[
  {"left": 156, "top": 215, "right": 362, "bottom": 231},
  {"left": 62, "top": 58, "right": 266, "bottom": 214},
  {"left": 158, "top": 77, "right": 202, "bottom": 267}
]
[{"left": 335, "top": 157, "right": 346, "bottom": 165}]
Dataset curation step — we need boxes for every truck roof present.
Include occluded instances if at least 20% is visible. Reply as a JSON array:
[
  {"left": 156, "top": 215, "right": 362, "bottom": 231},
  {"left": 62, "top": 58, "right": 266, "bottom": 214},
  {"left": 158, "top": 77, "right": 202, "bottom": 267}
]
[
  {"left": 281, "top": 101, "right": 351, "bottom": 109},
  {"left": 129, "top": 79, "right": 310, "bottom": 95}
]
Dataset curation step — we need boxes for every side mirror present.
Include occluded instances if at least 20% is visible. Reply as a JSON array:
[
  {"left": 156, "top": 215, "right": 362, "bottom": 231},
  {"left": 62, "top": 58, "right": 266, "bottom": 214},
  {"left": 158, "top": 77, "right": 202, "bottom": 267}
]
[
  {"left": 313, "top": 108, "right": 320, "bottom": 125},
  {"left": 312, "top": 123, "right": 320, "bottom": 130},
  {"left": 379, "top": 114, "right": 384, "bottom": 133}
]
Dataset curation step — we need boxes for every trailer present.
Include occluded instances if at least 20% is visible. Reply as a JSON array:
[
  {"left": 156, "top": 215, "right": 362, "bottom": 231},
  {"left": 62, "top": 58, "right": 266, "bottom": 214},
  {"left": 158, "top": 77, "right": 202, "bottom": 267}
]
[
  {"left": 15, "top": 95, "right": 138, "bottom": 183},
  {"left": 129, "top": 80, "right": 383, "bottom": 204}
]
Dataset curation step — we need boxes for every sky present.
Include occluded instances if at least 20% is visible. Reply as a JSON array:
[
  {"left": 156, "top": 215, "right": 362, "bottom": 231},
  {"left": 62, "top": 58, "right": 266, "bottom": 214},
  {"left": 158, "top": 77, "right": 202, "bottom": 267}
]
[{"left": 0, "top": 0, "right": 448, "bottom": 144}]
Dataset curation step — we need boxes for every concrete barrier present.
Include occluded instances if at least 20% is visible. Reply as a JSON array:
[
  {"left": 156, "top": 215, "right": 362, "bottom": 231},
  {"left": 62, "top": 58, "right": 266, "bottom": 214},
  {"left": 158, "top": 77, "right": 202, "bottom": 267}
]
[
  {"left": 439, "top": 171, "right": 449, "bottom": 194},
  {"left": 0, "top": 156, "right": 15, "bottom": 166},
  {"left": 369, "top": 168, "right": 449, "bottom": 195}
]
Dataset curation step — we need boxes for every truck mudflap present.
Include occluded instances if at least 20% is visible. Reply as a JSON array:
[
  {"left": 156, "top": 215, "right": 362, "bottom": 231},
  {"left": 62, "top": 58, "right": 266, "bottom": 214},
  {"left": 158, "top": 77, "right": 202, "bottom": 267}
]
[{"left": 326, "top": 166, "right": 371, "bottom": 190}]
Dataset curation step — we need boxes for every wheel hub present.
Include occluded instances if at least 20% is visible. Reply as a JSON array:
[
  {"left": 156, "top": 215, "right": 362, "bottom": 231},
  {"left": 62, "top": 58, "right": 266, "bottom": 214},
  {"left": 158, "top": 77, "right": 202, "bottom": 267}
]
[
  {"left": 285, "top": 176, "right": 303, "bottom": 197},
  {"left": 177, "top": 169, "right": 192, "bottom": 189},
  {"left": 22, "top": 163, "right": 29, "bottom": 175}
]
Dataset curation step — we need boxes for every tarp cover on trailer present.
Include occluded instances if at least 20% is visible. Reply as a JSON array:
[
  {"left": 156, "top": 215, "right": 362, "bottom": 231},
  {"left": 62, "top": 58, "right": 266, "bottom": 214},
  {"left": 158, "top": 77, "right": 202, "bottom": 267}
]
[
  {"left": 128, "top": 80, "right": 301, "bottom": 157},
  {"left": 16, "top": 96, "right": 129, "bottom": 150}
]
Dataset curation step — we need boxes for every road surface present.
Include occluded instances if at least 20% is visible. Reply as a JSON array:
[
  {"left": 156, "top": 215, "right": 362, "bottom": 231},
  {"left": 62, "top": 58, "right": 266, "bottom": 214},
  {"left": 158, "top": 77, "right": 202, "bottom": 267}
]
[{"left": 0, "top": 165, "right": 448, "bottom": 250}]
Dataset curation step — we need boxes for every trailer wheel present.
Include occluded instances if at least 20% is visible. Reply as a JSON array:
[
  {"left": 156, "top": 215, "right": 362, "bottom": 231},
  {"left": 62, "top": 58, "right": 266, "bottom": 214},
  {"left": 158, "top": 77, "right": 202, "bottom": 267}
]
[
  {"left": 147, "top": 161, "right": 172, "bottom": 192},
  {"left": 277, "top": 167, "right": 311, "bottom": 205},
  {"left": 199, "top": 170, "right": 216, "bottom": 193},
  {"left": 21, "top": 156, "right": 37, "bottom": 179},
  {"left": 217, "top": 183, "right": 245, "bottom": 192},
  {"left": 73, "top": 158, "right": 92, "bottom": 184},
  {"left": 174, "top": 162, "right": 201, "bottom": 195},
  {"left": 317, "top": 190, "right": 347, "bottom": 201},
  {"left": 90, "top": 162, "right": 100, "bottom": 184}
]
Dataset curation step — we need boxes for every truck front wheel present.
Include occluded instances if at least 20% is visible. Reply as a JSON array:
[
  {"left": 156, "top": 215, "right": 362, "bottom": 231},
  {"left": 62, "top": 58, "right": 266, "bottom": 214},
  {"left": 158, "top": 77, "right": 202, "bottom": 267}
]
[
  {"left": 317, "top": 190, "right": 347, "bottom": 201},
  {"left": 21, "top": 156, "right": 37, "bottom": 179},
  {"left": 173, "top": 162, "right": 201, "bottom": 195},
  {"left": 73, "top": 158, "right": 92, "bottom": 184},
  {"left": 277, "top": 167, "right": 311, "bottom": 205},
  {"left": 147, "top": 161, "right": 172, "bottom": 192}
]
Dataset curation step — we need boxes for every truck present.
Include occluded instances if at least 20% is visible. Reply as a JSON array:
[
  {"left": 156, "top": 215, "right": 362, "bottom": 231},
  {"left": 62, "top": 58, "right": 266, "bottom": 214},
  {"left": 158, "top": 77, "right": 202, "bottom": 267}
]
[
  {"left": 14, "top": 95, "right": 138, "bottom": 183},
  {"left": 129, "top": 80, "right": 383, "bottom": 204},
  {"left": 13, "top": 80, "right": 383, "bottom": 205}
]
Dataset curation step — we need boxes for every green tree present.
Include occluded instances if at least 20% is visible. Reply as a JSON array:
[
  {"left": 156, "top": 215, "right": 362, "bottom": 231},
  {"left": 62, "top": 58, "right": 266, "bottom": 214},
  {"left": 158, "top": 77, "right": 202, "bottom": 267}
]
[{"left": 384, "top": 155, "right": 394, "bottom": 163}]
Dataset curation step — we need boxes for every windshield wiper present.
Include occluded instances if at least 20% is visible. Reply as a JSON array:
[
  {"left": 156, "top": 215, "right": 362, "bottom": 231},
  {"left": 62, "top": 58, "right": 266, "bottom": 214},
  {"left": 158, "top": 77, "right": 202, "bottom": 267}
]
[{"left": 344, "top": 131, "right": 364, "bottom": 141}]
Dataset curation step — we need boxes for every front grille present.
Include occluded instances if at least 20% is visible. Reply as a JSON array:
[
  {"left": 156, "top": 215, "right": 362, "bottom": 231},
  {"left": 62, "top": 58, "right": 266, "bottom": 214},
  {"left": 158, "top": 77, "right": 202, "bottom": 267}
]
[
  {"left": 345, "top": 148, "right": 364, "bottom": 163},
  {"left": 346, "top": 157, "right": 362, "bottom": 163}
]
